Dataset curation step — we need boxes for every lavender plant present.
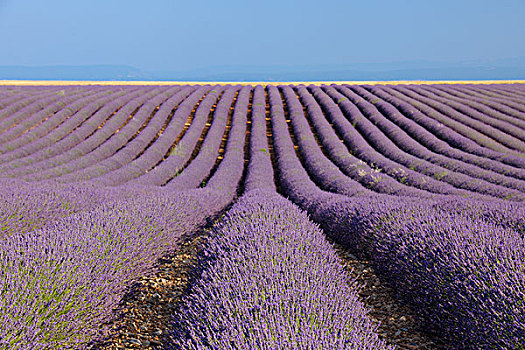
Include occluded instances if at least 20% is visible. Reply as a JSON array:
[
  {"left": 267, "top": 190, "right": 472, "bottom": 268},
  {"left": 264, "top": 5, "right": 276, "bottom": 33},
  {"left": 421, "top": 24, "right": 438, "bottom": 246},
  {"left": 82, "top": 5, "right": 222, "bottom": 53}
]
[
  {"left": 0, "top": 185, "right": 229, "bottom": 349},
  {"left": 170, "top": 190, "right": 392, "bottom": 350}
]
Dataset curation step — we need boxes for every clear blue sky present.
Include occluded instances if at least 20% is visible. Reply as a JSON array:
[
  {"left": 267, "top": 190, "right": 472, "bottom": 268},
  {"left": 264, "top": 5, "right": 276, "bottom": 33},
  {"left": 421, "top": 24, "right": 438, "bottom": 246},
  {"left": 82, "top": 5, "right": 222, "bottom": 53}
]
[{"left": 0, "top": 0, "right": 524, "bottom": 72}]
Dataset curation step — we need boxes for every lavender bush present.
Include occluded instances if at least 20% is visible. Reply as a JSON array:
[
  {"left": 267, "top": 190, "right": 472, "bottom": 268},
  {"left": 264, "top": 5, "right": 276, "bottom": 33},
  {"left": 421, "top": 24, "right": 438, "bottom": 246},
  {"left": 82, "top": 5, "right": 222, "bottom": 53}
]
[
  {"left": 310, "top": 195, "right": 525, "bottom": 349},
  {"left": 0, "top": 185, "right": 229, "bottom": 349},
  {"left": 170, "top": 190, "right": 392, "bottom": 350}
]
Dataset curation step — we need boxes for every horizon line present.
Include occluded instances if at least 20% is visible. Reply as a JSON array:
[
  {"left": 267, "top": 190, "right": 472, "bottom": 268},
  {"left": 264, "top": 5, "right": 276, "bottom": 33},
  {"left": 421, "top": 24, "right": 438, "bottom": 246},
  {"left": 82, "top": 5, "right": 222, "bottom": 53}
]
[{"left": 1, "top": 79, "right": 525, "bottom": 86}]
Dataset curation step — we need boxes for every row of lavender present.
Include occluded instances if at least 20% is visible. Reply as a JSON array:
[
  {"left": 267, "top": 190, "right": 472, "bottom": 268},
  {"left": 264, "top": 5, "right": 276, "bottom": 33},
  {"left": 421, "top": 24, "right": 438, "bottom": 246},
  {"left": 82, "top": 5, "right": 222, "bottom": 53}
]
[
  {"left": 168, "top": 83, "right": 525, "bottom": 349},
  {"left": 0, "top": 85, "right": 248, "bottom": 349},
  {"left": 0, "top": 84, "right": 390, "bottom": 349},
  {"left": 168, "top": 86, "right": 389, "bottom": 348},
  {"left": 265, "top": 84, "right": 524, "bottom": 349},
  {"left": 0, "top": 83, "right": 524, "bottom": 349},
  {"left": 0, "top": 84, "right": 524, "bottom": 196}
]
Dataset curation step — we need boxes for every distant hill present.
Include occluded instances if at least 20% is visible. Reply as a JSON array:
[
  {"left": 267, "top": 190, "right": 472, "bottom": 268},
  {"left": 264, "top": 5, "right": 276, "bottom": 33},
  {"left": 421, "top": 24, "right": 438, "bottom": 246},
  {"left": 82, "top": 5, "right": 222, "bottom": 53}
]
[
  {"left": 0, "top": 65, "right": 149, "bottom": 81},
  {"left": 149, "top": 57, "right": 525, "bottom": 81},
  {"left": 1, "top": 58, "right": 524, "bottom": 82}
]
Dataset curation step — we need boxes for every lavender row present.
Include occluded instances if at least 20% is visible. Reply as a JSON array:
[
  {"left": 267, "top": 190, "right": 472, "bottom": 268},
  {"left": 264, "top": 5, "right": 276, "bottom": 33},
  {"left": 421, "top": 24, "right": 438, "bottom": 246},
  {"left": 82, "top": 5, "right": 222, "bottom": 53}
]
[
  {"left": 8, "top": 87, "right": 158, "bottom": 177},
  {"left": 99, "top": 86, "right": 222, "bottom": 186},
  {"left": 0, "top": 183, "right": 232, "bottom": 349},
  {"left": 433, "top": 85, "right": 525, "bottom": 124},
  {"left": 204, "top": 86, "right": 250, "bottom": 194},
  {"left": 267, "top": 85, "right": 352, "bottom": 206},
  {"left": 394, "top": 85, "right": 525, "bottom": 153},
  {"left": 380, "top": 85, "right": 510, "bottom": 154},
  {"left": 0, "top": 91, "right": 39, "bottom": 118},
  {"left": 297, "top": 85, "right": 432, "bottom": 197},
  {"left": 165, "top": 86, "right": 239, "bottom": 190},
  {"left": 338, "top": 86, "right": 525, "bottom": 196},
  {"left": 280, "top": 85, "right": 372, "bottom": 197},
  {"left": 0, "top": 88, "right": 72, "bottom": 130},
  {"left": 495, "top": 85, "right": 525, "bottom": 100},
  {"left": 21, "top": 87, "right": 174, "bottom": 182},
  {"left": 321, "top": 85, "right": 485, "bottom": 197},
  {"left": 354, "top": 85, "right": 525, "bottom": 181},
  {"left": 266, "top": 84, "right": 524, "bottom": 348},
  {"left": 0, "top": 88, "right": 93, "bottom": 146},
  {"left": 416, "top": 85, "right": 525, "bottom": 144},
  {"left": 0, "top": 178, "right": 103, "bottom": 237},
  {"left": 44, "top": 86, "right": 184, "bottom": 182},
  {"left": 80, "top": 85, "right": 197, "bottom": 185},
  {"left": 469, "top": 84, "right": 525, "bottom": 113},
  {"left": 432, "top": 84, "right": 525, "bottom": 126},
  {"left": 0, "top": 89, "right": 113, "bottom": 163},
  {"left": 307, "top": 195, "right": 525, "bottom": 350},
  {"left": 128, "top": 86, "right": 213, "bottom": 186},
  {"left": 243, "top": 85, "right": 276, "bottom": 192},
  {"left": 468, "top": 84, "right": 525, "bottom": 106},
  {"left": 269, "top": 114, "right": 524, "bottom": 349},
  {"left": 366, "top": 85, "right": 525, "bottom": 168},
  {"left": 0, "top": 88, "right": 135, "bottom": 172},
  {"left": 171, "top": 190, "right": 391, "bottom": 350},
  {"left": 0, "top": 90, "right": 29, "bottom": 107}
]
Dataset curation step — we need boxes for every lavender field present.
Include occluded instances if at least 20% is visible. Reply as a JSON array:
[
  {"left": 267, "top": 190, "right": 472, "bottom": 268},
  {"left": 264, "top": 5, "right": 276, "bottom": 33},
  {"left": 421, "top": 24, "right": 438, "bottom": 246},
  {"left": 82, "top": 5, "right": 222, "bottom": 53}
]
[{"left": 0, "top": 83, "right": 524, "bottom": 349}]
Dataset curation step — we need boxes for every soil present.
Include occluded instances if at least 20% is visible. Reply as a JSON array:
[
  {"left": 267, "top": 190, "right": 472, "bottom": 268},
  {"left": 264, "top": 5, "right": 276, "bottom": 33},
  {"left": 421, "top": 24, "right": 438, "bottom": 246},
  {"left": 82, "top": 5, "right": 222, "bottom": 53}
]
[
  {"left": 91, "top": 224, "right": 451, "bottom": 350},
  {"left": 90, "top": 232, "right": 209, "bottom": 350}
]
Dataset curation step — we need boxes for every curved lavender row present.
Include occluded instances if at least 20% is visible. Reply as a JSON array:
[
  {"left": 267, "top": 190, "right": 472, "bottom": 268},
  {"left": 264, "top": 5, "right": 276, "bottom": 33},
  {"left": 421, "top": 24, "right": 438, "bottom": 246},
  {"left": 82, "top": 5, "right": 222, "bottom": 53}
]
[
  {"left": 170, "top": 190, "right": 391, "bottom": 350},
  {"left": 342, "top": 86, "right": 525, "bottom": 195},
  {"left": 419, "top": 85, "right": 525, "bottom": 138},
  {"left": 0, "top": 88, "right": 134, "bottom": 170},
  {"left": 298, "top": 86, "right": 432, "bottom": 197},
  {"left": 335, "top": 85, "right": 525, "bottom": 199},
  {"left": 0, "top": 89, "right": 114, "bottom": 161},
  {"left": 22, "top": 87, "right": 175, "bottom": 182},
  {"left": 0, "top": 88, "right": 86, "bottom": 134},
  {"left": 97, "top": 86, "right": 221, "bottom": 186},
  {"left": 495, "top": 86, "right": 525, "bottom": 101},
  {"left": 268, "top": 117, "right": 524, "bottom": 350},
  {"left": 243, "top": 85, "right": 276, "bottom": 192},
  {"left": 321, "top": 85, "right": 481, "bottom": 197},
  {"left": 382, "top": 85, "right": 514, "bottom": 153},
  {"left": 267, "top": 85, "right": 356, "bottom": 205},
  {"left": 478, "top": 84, "right": 525, "bottom": 103},
  {"left": 450, "top": 84, "right": 525, "bottom": 107},
  {"left": 6, "top": 87, "right": 157, "bottom": 177},
  {"left": 397, "top": 85, "right": 525, "bottom": 153},
  {"left": 0, "top": 184, "right": 231, "bottom": 349},
  {"left": 128, "top": 86, "right": 213, "bottom": 186},
  {"left": 308, "top": 196, "right": 525, "bottom": 350},
  {"left": 165, "top": 86, "right": 239, "bottom": 190},
  {"left": 0, "top": 89, "right": 98, "bottom": 147},
  {"left": 367, "top": 85, "right": 525, "bottom": 168},
  {"left": 48, "top": 86, "right": 185, "bottom": 182},
  {"left": 466, "top": 84, "right": 525, "bottom": 113},
  {"left": 0, "top": 91, "right": 35, "bottom": 115},
  {"left": 205, "top": 86, "right": 251, "bottom": 193},
  {"left": 0, "top": 90, "right": 29, "bottom": 105},
  {"left": 441, "top": 85, "right": 525, "bottom": 121},
  {"left": 0, "top": 88, "right": 67, "bottom": 128},
  {"left": 433, "top": 85, "right": 525, "bottom": 123},
  {"left": 352, "top": 85, "right": 525, "bottom": 182},
  {"left": 281, "top": 86, "right": 372, "bottom": 197},
  {"left": 0, "top": 88, "right": 93, "bottom": 145}
]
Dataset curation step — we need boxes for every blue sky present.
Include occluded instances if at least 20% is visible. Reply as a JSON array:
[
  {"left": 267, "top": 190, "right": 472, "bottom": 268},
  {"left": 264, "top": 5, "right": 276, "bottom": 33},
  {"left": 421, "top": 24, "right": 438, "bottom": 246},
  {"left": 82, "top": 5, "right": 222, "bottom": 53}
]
[{"left": 0, "top": 0, "right": 524, "bottom": 74}]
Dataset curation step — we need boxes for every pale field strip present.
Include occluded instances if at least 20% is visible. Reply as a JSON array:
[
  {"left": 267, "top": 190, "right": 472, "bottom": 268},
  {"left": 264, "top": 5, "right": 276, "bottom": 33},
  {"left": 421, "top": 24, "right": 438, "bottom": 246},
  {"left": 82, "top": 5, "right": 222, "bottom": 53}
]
[{"left": 1, "top": 79, "right": 524, "bottom": 86}]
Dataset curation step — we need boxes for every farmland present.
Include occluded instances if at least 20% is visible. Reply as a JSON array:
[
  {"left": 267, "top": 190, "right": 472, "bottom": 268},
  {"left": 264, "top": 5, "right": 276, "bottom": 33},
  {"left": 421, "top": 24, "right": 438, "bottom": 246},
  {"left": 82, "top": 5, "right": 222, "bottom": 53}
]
[{"left": 0, "top": 82, "right": 524, "bottom": 349}]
